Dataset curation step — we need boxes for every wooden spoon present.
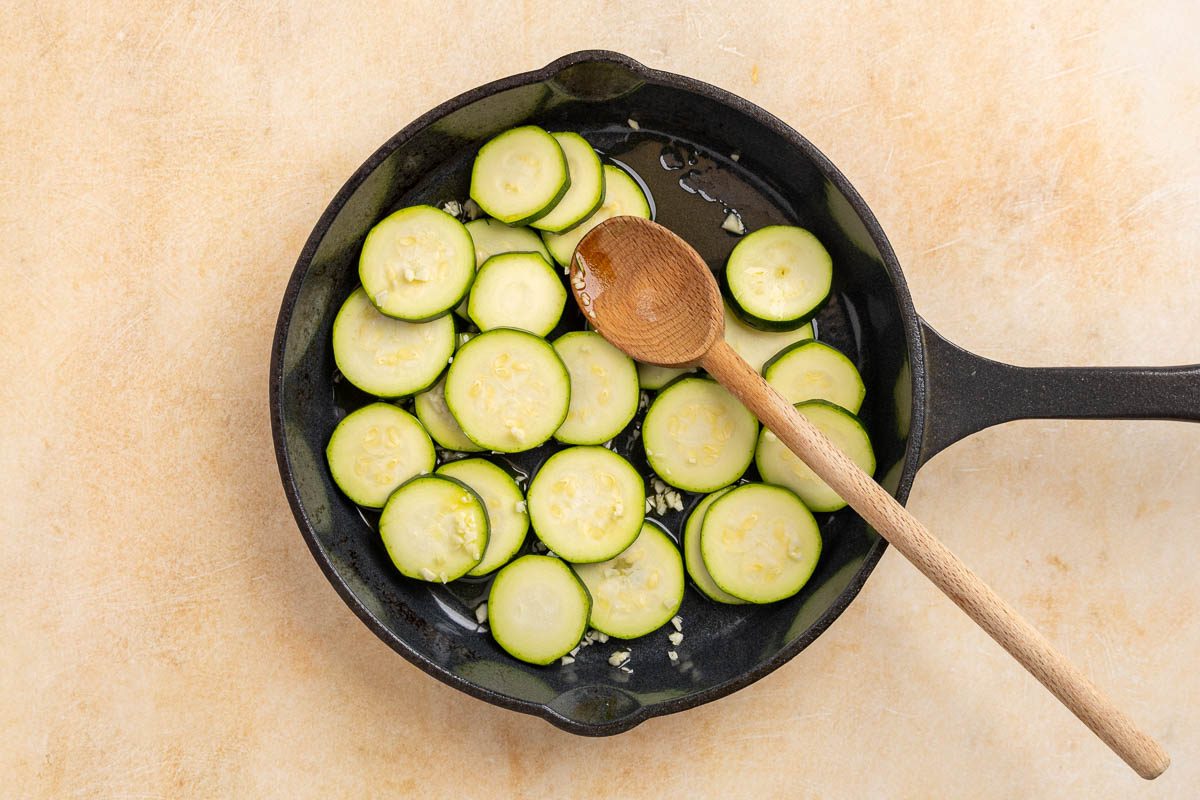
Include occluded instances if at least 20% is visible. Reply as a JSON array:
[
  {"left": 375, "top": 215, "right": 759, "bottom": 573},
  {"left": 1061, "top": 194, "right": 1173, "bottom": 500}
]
[{"left": 572, "top": 216, "right": 1169, "bottom": 780}]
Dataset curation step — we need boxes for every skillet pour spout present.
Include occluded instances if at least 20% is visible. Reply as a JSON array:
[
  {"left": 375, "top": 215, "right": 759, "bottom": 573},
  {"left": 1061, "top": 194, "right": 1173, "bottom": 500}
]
[{"left": 270, "top": 50, "right": 1197, "bottom": 741}]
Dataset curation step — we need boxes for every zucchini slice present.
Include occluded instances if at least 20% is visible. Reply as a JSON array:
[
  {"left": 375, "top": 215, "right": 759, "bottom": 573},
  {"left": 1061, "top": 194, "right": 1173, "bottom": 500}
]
[
  {"left": 763, "top": 339, "right": 865, "bottom": 413},
  {"left": 699, "top": 482, "right": 821, "bottom": 603},
  {"left": 465, "top": 218, "right": 552, "bottom": 264},
  {"left": 755, "top": 400, "right": 876, "bottom": 512},
  {"left": 332, "top": 287, "right": 455, "bottom": 397},
  {"left": 542, "top": 164, "right": 652, "bottom": 267},
  {"left": 553, "top": 331, "right": 639, "bottom": 445},
  {"left": 527, "top": 446, "right": 645, "bottom": 563},
  {"left": 642, "top": 377, "right": 758, "bottom": 493},
  {"left": 444, "top": 328, "right": 571, "bottom": 452},
  {"left": 530, "top": 132, "right": 605, "bottom": 233},
  {"left": 488, "top": 555, "right": 591, "bottom": 665},
  {"left": 725, "top": 225, "right": 832, "bottom": 330},
  {"left": 456, "top": 218, "right": 552, "bottom": 317},
  {"left": 414, "top": 374, "right": 484, "bottom": 453},
  {"left": 723, "top": 302, "right": 814, "bottom": 374},
  {"left": 325, "top": 402, "right": 435, "bottom": 508},
  {"left": 359, "top": 205, "right": 475, "bottom": 321},
  {"left": 437, "top": 458, "right": 529, "bottom": 576},
  {"left": 467, "top": 252, "right": 567, "bottom": 337},
  {"left": 379, "top": 475, "right": 489, "bottom": 582},
  {"left": 469, "top": 126, "right": 569, "bottom": 225},
  {"left": 682, "top": 488, "right": 746, "bottom": 604},
  {"left": 636, "top": 362, "right": 696, "bottom": 391},
  {"left": 573, "top": 521, "right": 685, "bottom": 639}
]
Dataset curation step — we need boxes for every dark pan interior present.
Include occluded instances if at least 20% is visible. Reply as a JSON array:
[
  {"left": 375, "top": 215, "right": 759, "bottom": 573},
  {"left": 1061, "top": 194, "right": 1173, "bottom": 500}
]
[{"left": 272, "top": 52, "right": 923, "bottom": 734}]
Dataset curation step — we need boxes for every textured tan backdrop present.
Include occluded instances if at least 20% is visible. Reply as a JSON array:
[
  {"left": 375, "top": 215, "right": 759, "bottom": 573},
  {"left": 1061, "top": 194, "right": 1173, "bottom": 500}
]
[{"left": 3, "top": 2, "right": 1198, "bottom": 797}]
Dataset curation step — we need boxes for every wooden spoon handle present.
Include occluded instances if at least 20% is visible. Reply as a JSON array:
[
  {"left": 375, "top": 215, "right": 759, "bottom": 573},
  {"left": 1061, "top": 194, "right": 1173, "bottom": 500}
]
[{"left": 700, "top": 339, "right": 1169, "bottom": 780}]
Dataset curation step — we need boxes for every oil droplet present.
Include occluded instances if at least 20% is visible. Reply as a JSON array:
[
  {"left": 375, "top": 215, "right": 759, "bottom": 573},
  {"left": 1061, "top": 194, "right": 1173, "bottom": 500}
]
[{"left": 659, "top": 144, "right": 686, "bottom": 171}]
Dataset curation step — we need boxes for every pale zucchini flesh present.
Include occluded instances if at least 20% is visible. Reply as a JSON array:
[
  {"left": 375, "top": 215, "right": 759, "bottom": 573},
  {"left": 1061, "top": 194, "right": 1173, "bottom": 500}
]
[
  {"left": 465, "top": 218, "right": 552, "bottom": 264},
  {"left": 642, "top": 377, "right": 758, "bottom": 493},
  {"left": 755, "top": 400, "right": 875, "bottom": 512},
  {"left": 542, "top": 164, "right": 652, "bottom": 267},
  {"left": 527, "top": 446, "right": 645, "bottom": 563},
  {"left": 379, "top": 475, "right": 489, "bottom": 582},
  {"left": 553, "top": 331, "right": 639, "bottom": 445},
  {"left": 325, "top": 403, "right": 435, "bottom": 508},
  {"left": 358, "top": 205, "right": 475, "bottom": 321},
  {"left": 636, "top": 362, "right": 696, "bottom": 391},
  {"left": 723, "top": 302, "right": 813, "bottom": 374},
  {"left": 443, "top": 329, "right": 571, "bottom": 452},
  {"left": 763, "top": 339, "right": 865, "bottom": 413},
  {"left": 332, "top": 287, "right": 456, "bottom": 397},
  {"left": 488, "top": 555, "right": 591, "bottom": 665},
  {"left": 700, "top": 482, "right": 821, "bottom": 603},
  {"left": 437, "top": 458, "right": 529, "bottom": 576},
  {"left": 725, "top": 225, "right": 832, "bottom": 330},
  {"left": 414, "top": 374, "right": 484, "bottom": 452},
  {"left": 467, "top": 252, "right": 566, "bottom": 337},
  {"left": 530, "top": 132, "right": 605, "bottom": 233},
  {"left": 469, "top": 126, "right": 569, "bottom": 225},
  {"left": 682, "top": 488, "right": 746, "bottom": 604},
  {"left": 572, "top": 521, "right": 685, "bottom": 639}
]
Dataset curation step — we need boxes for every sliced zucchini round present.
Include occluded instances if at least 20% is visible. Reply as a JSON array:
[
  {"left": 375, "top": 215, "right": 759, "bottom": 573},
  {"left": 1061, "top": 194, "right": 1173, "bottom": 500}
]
[
  {"left": 358, "top": 205, "right": 475, "bottom": 321},
  {"left": 755, "top": 400, "right": 876, "bottom": 512},
  {"left": 682, "top": 488, "right": 746, "bottom": 604},
  {"left": 467, "top": 252, "right": 566, "bottom": 337},
  {"left": 465, "top": 218, "right": 552, "bottom": 264},
  {"left": 443, "top": 328, "right": 571, "bottom": 452},
  {"left": 437, "top": 458, "right": 529, "bottom": 576},
  {"left": 379, "top": 475, "right": 489, "bottom": 582},
  {"left": 456, "top": 219, "right": 552, "bottom": 317},
  {"left": 700, "top": 482, "right": 821, "bottom": 603},
  {"left": 530, "top": 132, "right": 605, "bottom": 233},
  {"left": 527, "top": 446, "right": 645, "bottom": 563},
  {"left": 553, "top": 331, "right": 639, "bottom": 445},
  {"left": 488, "top": 555, "right": 591, "bottom": 665},
  {"left": 469, "top": 126, "right": 569, "bottom": 225},
  {"left": 726, "top": 225, "right": 832, "bottom": 330},
  {"left": 642, "top": 377, "right": 758, "bottom": 493},
  {"left": 763, "top": 340, "right": 865, "bottom": 413},
  {"left": 572, "top": 521, "right": 685, "bottom": 639},
  {"left": 542, "top": 164, "right": 652, "bottom": 267},
  {"left": 723, "top": 302, "right": 814, "bottom": 374},
  {"left": 414, "top": 374, "right": 484, "bottom": 452},
  {"left": 325, "top": 403, "right": 435, "bottom": 508},
  {"left": 636, "top": 362, "right": 696, "bottom": 391},
  {"left": 332, "top": 287, "right": 456, "bottom": 397}
]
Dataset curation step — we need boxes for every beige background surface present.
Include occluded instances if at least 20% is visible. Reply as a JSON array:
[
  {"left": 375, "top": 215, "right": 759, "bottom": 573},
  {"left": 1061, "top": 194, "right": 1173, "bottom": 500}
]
[{"left": 3, "top": 2, "right": 1198, "bottom": 797}]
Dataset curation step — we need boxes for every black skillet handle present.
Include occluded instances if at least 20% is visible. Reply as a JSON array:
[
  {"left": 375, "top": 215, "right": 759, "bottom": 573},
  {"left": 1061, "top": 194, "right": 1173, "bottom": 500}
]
[{"left": 918, "top": 319, "right": 1200, "bottom": 466}]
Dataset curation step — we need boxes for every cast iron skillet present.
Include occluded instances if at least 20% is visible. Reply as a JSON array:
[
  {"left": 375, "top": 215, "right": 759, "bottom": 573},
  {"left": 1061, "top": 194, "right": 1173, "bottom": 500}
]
[{"left": 269, "top": 51, "right": 1200, "bottom": 735}]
